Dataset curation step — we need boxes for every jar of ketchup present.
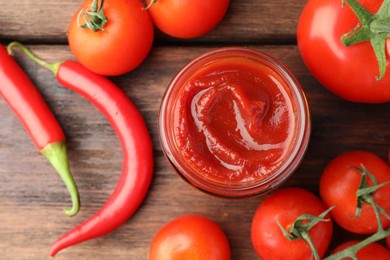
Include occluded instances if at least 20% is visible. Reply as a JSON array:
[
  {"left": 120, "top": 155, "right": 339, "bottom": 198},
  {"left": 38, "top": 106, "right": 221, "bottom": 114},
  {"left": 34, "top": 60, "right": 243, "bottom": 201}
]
[{"left": 159, "top": 47, "right": 310, "bottom": 199}]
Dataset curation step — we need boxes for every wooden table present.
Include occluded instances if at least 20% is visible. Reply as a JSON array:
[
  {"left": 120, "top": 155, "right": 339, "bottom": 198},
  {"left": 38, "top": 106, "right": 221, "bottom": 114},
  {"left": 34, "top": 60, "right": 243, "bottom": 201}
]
[{"left": 1, "top": 1, "right": 390, "bottom": 259}]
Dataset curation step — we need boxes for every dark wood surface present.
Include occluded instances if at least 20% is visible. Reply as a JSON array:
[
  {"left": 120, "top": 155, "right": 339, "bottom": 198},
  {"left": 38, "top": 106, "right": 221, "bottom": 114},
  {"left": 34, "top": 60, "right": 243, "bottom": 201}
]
[{"left": 1, "top": 1, "right": 390, "bottom": 259}]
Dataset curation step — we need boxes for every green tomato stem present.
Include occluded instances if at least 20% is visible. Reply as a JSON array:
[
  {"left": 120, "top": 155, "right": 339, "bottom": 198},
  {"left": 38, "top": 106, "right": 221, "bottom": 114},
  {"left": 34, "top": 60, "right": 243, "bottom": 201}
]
[
  {"left": 324, "top": 228, "right": 390, "bottom": 260},
  {"left": 78, "top": 0, "right": 107, "bottom": 32},
  {"left": 276, "top": 207, "right": 333, "bottom": 260},
  {"left": 352, "top": 165, "right": 390, "bottom": 221},
  {"left": 367, "top": 196, "right": 385, "bottom": 232},
  {"left": 301, "top": 231, "right": 320, "bottom": 260},
  {"left": 324, "top": 164, "right": 390, "bottom": 259},
  {"left": 341, "top": 0, "right": 390, "bottom": 80},
  {"left": 143, "top": 0, "right": 158, "bottom": 10}
]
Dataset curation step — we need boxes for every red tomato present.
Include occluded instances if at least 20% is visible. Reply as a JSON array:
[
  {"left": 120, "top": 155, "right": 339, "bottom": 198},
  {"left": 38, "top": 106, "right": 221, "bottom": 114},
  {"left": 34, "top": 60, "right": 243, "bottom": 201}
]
[
  {"left": 387, "top": 235, "right": 390, "bottom": 250},
  {"left": 68, "top": 0, "right": 154, "bottom": 76},
  {"left": 145, "top": 0, "right": 230, "bottom": 39},
  {"left": 251, "top": 188, "right": 333, "bottom": 260},
  {"left": 332, "top": 240, "right": 390, "bottom": 259},
  {"left": 319, "top": 151, "right": 390, "bottom": 234},
  {"left": 149, "top": 214, "right": 230, "bottom": 260},
  {"left": 297, "top": 0, "right": 390, "bottom": 103}
]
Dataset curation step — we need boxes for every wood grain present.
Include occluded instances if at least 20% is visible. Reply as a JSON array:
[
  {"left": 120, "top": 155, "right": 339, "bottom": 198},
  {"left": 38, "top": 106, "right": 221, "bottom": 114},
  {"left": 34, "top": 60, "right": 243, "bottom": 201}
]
[
  {"left": 0, "top": 0, "right": 305, "bottom": 43},
  {"left": 1, "top": 44, "right": 390, "bottom": 259}
]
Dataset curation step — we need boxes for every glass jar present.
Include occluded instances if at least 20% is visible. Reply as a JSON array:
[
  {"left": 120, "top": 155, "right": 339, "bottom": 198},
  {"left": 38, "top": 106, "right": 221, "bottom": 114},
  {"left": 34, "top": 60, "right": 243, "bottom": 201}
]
[{"left": 158, "top": 47, "right": 310, "bottom": 199}]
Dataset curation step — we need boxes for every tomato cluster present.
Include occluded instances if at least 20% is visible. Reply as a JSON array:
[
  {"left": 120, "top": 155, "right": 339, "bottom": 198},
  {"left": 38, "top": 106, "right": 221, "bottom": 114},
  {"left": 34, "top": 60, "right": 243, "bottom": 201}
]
[
  {"left": 149, "top": 151, "right": 390, "bottom": 259},
  {"left": 251, "top": 188, "right": 333, "bottom": 260},
  {"left": 67, "top": 0, "right": 230, "bottom": 76},
  {"left": 251, "top": 151, "right": 390, "bottom": 259}
]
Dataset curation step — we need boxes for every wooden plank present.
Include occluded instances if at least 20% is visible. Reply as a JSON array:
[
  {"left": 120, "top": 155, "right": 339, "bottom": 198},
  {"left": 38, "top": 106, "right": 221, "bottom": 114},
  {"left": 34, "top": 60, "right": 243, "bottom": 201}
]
[
  {"left": 0, "top": 0, "right": 306, "bottom": 43},
  {"left": 1, "top": 44, "right": 390, "bottom": 259}
]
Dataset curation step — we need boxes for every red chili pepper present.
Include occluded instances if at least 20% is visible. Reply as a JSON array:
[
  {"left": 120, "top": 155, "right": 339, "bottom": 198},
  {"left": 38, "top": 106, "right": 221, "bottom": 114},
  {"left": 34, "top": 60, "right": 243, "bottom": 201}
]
[
  {"left": 7, "top": 42, "right": 154, "bottom": 256},
  {"left": 0, "top": 44, "right": 79, "bottom": 216}
]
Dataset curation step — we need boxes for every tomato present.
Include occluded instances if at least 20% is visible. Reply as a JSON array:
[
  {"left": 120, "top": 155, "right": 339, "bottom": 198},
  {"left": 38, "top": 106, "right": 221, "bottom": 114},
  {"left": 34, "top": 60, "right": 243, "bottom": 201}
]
[
  {"left": 387, "top": 235, "right": 390, "bottom": 250},
  {"left": 297, "top": 0, "right": 390, "bottom": 103},
  {"left": 319, "top": 151, "right": 390, "bottom": 234},
  {"left": 149, "top": 214, "right": 230, "bottom": 260},
  {"left": 68, "top": 0, "right": 154, "bottom": 76},
  {"left": 145, "top": 0, "right": 230, "bottom": 39},
  {"left": 251, "top": 188, "right": 333, "bottom": 260},
  {"left": 332, "top": 240, "right": 390, "bottom": 259}
]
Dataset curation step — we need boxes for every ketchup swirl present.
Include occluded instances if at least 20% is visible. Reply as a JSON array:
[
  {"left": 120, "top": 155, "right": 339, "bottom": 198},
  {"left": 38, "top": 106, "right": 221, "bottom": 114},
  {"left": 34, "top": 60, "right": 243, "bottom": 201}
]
[{"left": 173, "top": 58, "right": 296, "bottom": 184}]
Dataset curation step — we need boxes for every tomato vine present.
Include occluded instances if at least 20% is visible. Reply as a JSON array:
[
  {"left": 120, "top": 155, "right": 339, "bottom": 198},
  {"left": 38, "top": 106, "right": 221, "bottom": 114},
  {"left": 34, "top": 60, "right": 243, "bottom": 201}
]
[
  {"left": 323, "top": 165, "right": 390, "bottom": 259},
  {"left": 277, "top": 207, "right": 334, "bottom": 260}
]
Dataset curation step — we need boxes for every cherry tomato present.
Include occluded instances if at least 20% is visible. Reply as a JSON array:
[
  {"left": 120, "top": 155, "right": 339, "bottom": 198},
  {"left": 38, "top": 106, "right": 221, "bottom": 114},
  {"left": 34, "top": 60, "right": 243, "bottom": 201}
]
[
  {"left": 68, "top": 0, "right": 154, "bottom": 76},
  {"left": 145, "top": 0, "right": 230, "bottom": 39},
  {"left": 149, "top": 214, "right": 230, "bottom": 260},
  {"left": 251, "top": 188, "right": 333, "bottom": 260},
  {"left": 319, "top": 151, "right": 390, "bottom": 234},
  {"left": 297, "top": 0, "right": 390, "bottom": 103},
  {"left": 332, "top": 240, "right": 390, "bottom": 259}
]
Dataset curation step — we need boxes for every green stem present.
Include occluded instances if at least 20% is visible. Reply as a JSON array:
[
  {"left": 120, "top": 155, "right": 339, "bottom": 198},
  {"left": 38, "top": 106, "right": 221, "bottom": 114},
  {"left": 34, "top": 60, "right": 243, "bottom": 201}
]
[
  {"left": 143, "top": 0, "right": 158, "bottom": 10},
  {"left": 378, "top": 0, "right": 390, "bottom": 18},
  {"left": 78, "top": 0, "right": 107, "bottom": 32},
  {"left": 341, "top": 0, "right": 390, "bottom": 80},
  {"left": 41, "top": 142, "right": 80, "bottom": 217},
  {"left": 352, "top": 165, "right": 390, "bottom": 218},
  {"left": 325, "top": 201, "right": 390, "bottom": 260},
  {"left": 341, "top": 26, "right": 371, "bottom": 47},
  {"left": 345, "top": 0, "right": 372, "bottom": 24},
  {"left": 371, "top": 36, "right": 387, "bottom": 81},
  {"left": 277, "top": 207, "right": 333, "bottom": 260},
  {"left": 370, "top": 19, "right": 390, "bottom": 34},
  {"left": 366, "top": 196, "right": 385, "bottom": 232},
  {"left": 324, "top": 164, "right": 390, "bottom": 259},
  {"left": 324, "top": 228, "right": 390, "bottom": 260},
  {"left": 301, "top": 231, "right": 320, "bottom": 260},
  {"left": 7, "top": 41, "right": 60, "bottom": 75}
]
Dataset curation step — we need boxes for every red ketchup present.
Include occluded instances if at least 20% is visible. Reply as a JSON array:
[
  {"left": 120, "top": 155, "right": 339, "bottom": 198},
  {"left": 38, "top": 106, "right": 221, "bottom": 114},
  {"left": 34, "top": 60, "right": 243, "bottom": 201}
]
[{"left": 159, "top": 47, "right": 310, "bottom": 198}]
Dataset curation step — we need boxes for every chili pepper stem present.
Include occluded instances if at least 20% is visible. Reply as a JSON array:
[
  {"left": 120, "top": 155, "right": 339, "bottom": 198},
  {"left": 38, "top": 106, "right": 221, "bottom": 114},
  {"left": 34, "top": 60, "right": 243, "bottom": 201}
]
[
  {"left": 41, "top": 141, "right": 80, "bottom": 217},
  {"left": 7, "top": 42, "right": 61, "bottom": 75}
]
